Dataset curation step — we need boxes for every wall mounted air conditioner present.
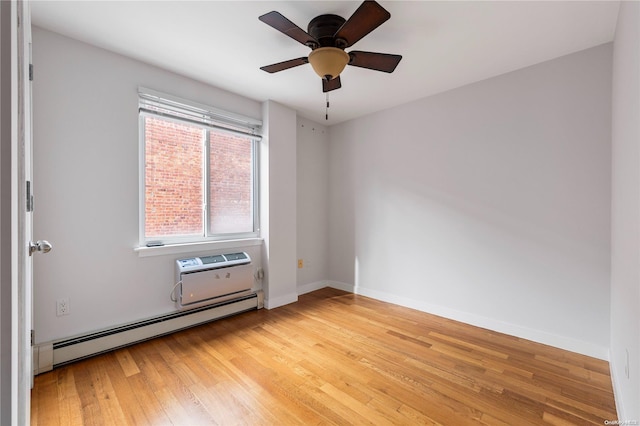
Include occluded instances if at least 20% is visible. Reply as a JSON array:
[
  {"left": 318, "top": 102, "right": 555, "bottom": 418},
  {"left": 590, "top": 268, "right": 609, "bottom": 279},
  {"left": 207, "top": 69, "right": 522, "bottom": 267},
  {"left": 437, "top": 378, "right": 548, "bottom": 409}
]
[{"left": 176, "top": 252, "right": 254, "bottom": 309}]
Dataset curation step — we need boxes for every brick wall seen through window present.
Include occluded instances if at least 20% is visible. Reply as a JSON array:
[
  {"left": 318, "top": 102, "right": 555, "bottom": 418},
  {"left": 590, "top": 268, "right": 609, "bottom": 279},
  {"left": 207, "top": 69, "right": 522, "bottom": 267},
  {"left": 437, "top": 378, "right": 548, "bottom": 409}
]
[{"left": 144, "top": 117, "right": 253, "bottom": 239}]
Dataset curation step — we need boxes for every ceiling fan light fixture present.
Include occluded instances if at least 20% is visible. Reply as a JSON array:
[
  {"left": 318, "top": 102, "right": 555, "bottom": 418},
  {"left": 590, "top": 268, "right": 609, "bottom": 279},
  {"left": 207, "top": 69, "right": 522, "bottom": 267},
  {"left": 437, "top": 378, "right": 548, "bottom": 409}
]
[{"left": 308, "top": 47, "right": 349, "bottom": 80}]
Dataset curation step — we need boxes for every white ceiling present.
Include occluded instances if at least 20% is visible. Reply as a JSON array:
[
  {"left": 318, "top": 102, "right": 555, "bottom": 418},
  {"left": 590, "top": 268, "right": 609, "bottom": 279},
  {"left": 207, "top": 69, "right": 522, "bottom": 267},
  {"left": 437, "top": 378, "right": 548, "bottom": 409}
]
[{"left": 31, "top": 1, "right": 620, "bottom": 125}]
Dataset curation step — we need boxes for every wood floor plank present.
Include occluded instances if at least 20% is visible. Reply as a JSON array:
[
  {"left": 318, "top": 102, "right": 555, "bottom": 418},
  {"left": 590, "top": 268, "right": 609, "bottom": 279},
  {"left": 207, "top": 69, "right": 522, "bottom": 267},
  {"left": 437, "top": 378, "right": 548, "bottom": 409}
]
[
  {"left": 87, "top": 356, "right": 130, "bottom": 425},
  {"left": 114, "top": 348, "right": 140, "bottom": 378},
  {"left": 124, "top": 373, "right": 172, "bottom": 426},
  {"left": 31, "top": 372, "right": 61, "bottom": 426},
  {"left": 101, "top": 354, "right": 152, "bottom": 426},
  {"left": 72, "top": 359, "right": 106, "bottom": 425},
  {"left": 56, "top": 368, "right": 84, "bottom": 426},
  {"left": 31, "top": 288, "right": 618, "bottom": 425}
]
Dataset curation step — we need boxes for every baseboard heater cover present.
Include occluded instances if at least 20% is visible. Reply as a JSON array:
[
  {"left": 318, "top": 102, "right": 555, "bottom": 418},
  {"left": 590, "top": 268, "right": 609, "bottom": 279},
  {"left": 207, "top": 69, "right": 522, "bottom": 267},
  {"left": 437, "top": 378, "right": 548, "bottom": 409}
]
[{"left": 50, "top": 291, "right": 263, "bottom": 369}]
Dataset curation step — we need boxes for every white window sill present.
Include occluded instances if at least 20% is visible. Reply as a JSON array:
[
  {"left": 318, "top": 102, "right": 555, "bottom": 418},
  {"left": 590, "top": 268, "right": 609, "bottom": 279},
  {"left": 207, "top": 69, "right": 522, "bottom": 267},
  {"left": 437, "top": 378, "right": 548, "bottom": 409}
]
[{"left": 134, "top": 238, "right": 263, "bottom": 258}]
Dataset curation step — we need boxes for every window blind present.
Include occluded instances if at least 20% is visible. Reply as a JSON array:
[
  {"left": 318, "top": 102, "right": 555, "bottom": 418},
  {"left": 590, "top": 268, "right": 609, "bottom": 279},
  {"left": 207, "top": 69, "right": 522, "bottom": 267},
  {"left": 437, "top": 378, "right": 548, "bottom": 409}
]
[{"left": 138, "top": 87, "right": 262, "bottom": 140}]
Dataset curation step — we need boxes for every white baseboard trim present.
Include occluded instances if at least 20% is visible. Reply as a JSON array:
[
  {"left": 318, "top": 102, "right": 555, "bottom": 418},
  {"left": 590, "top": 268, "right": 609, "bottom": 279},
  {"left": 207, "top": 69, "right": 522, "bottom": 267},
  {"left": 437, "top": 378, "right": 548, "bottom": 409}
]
[
  {"left": 297, "top": 280, "right": 329, "bottom": 295},
  {"left": 609, "top": 356, "right": 628, "bottom": 421},
  {"left": 265, "top": 292, "right": 298, "bottom": 309},
  {"left": 327, "top": 281, "right": 353, "bottom": 293},
  {"left": 326, "top": 281, "right": 609, "bottom": 360}
]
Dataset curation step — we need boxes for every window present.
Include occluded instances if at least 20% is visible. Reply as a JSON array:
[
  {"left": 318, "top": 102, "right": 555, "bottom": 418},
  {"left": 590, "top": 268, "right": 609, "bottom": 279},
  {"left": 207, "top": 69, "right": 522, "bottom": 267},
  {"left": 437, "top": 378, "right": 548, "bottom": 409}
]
[{"left": 139, "top": 88, "right": 261, "bottom": 245}]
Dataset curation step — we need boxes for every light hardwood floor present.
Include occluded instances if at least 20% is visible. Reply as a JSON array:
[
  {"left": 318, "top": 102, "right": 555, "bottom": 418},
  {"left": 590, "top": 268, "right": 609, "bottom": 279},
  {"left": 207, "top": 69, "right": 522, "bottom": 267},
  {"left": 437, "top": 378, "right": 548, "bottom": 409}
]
[{"left": 31, "top": 288, "right": 617, "bottom": 425}]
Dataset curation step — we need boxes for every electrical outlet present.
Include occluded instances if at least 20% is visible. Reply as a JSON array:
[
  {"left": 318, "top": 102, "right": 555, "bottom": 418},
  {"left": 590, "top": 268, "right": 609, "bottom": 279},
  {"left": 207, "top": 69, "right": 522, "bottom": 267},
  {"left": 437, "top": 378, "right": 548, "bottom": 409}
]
[
  {"left": 56, "top": 297, "right": 70, "bottom": 316},
  {"left": 298, "top": 259, "right": 303, "bottom": 269}
]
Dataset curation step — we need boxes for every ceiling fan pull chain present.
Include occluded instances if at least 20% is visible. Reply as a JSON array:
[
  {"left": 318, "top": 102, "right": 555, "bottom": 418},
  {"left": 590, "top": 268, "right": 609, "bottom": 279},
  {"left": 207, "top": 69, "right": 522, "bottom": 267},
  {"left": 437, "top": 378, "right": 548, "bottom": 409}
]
[{"left": 326, "top": 92, "right": 330, "bottom": 121}]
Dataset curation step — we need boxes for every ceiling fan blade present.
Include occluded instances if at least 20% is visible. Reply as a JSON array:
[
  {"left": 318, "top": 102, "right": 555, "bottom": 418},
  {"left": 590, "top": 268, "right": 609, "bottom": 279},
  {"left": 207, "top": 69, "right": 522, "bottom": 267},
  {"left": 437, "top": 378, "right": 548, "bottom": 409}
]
[
  {"left": 260, "top": 57, "right": 309, "bottom": 73},
  {"left": 322, "top": 76, "right": 342, "bottom": 93},
  {"left": 348, "top": 51, "right": 402, "bottom": 73},
  {"left": 333, "top": 1, "right": 390, "bottom": 48},
  {"left": 259, "top": 11, "right": 318, "bottom": 47}
]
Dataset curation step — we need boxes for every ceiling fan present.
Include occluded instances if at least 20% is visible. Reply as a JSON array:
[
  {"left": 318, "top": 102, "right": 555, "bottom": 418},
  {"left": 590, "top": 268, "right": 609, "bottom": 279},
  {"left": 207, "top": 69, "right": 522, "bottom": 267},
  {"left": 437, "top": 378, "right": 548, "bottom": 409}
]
[{"left": 259, "top": 0, "right": 402, "bottom": 93}]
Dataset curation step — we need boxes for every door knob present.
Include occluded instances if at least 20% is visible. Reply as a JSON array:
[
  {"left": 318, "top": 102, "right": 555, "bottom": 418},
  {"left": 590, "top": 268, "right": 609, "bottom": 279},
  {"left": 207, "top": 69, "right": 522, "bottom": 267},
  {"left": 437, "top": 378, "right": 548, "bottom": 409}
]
[{"left": 29, "top": 240, "right": 52, "bottom": 256}]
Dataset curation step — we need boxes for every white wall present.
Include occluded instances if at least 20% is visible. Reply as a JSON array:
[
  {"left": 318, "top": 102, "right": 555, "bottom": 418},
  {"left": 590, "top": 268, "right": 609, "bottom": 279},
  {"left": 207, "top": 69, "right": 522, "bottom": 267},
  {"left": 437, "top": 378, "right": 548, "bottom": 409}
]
[
  {"left": 32, "top": 27, "right": 270, "bottom": 343},
  {"left": 329, "top": 44, "right": 613, "bottom": 359},
  {"left": 610, "top": 1, "right": 640, "bottom": 419},
  {"left": 296, "top": 117, "right": 329, "bottom": 294}
]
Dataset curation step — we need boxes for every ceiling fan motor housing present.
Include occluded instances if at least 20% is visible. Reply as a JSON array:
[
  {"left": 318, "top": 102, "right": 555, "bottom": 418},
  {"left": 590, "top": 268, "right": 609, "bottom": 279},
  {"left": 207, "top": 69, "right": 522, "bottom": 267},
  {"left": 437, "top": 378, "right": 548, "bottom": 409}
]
[{"left": 308, "top": 14, "right": 348, "bottom": 48}]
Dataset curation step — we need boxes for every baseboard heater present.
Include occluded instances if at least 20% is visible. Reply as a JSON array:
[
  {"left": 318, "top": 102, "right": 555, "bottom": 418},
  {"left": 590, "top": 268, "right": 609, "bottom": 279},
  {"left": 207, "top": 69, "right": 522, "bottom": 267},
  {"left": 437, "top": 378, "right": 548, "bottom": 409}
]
[{"left": 50, "top": 291, "right": 263, "bottom": 368}]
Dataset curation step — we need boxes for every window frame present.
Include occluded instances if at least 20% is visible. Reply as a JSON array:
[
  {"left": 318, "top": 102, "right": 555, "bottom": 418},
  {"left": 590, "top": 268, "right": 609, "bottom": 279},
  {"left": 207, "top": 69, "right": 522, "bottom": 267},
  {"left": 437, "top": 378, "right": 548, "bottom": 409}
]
[{"left": 138, "top": 88, "right": 261, "bottom": 247}]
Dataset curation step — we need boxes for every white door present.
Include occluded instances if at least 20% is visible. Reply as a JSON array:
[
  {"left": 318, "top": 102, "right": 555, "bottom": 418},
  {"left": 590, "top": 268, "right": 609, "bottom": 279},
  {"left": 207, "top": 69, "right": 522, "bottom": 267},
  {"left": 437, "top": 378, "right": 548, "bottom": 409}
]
[{"left": 16, "top": 1, "right": 50, "bottom": 424}]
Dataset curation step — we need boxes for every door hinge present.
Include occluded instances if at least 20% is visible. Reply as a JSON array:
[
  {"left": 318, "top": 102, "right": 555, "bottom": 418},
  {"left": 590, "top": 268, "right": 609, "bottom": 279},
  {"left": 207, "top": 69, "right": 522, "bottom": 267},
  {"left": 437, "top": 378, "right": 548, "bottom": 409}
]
[
  {"left": 26, "top": 181, "right": 33, "bottom": 212},
  {"left": 29, "top": 64, "right": 34, "bottom": 81},
  {"left": 31, "top": 330, "right": 34, "bottom": 346}
]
